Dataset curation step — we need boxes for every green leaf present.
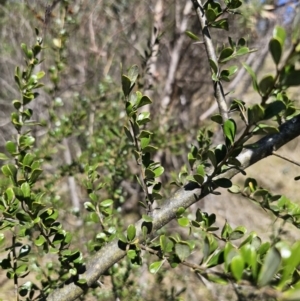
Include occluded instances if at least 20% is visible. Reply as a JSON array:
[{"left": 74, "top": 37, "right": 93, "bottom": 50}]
[
  {"left": 191, "top": 174, "right": 204, "bottom": 185},
  {"left": 269, "top": 38, "right": 282, "bottom": 65},
  {"left": 123, "top": 126, "right": 133, "bottom": 143},
  {"left": 128, "top": 65, "right": 139, "bottom": 86},
  {"left": 127, "top": 249, "right": 137, "bottom": 259},
  {"left": 278, "top": 241, "right": 300, "bottom": 288},
  {"left": 219, "top": 47, "right": 234, "bottom": 63},
  {"left": 281, "top": 70, "right": 300, "bottom": 87},
  {"left": 243, "top": 63, "right": 259, "bottom": 92},
  {"left": 176, "top": 207, "right": 185, "bottom": 217},
  {"left": 221, "top": 220, "right": 232, "bottom": 240},
  {"left": 264, "top": 100, "right": 285, "bottom": 119},
  {"left": 228, "top": 65, "right": 238, "bottom": 76},
  {"left": 235, "top": 46, "right": 251, "bottom": 57},
  {"left": 229, "top": 226, "right": 247, "bottom": 240},
  {"left": 0, "top": 153, "right": 9, "bottom": 160},
  {"left": 19, "top": 135, "right": 35, "bottom": 149},
  {"left": 142, "top": 145, "right": 158, "bottom": 153},
  {"left": 141, "top": 137, "right": 151, "bottom": 150},
  {"left": 100, "top": 199, "right": 113, "bottom": 207},
  {"left": 258, "top": 247, "right": 281, "bottom": 286},
  {"left": 175, "top": 243, "right": 191, "bottom": 261},
  {"left": 145, "top": 168, "right": 155, "bottom": 179},
  {"left": 247, "top": 104, "right": 265, "bottom": 124},
  {"left": 23, "top": 153, "right": 35, "bottom": 167},
  {"left": 196, "top": 164, "right": 205, "bottom": 177},
  {"left": 253, "top": 124, "right": 279, "bottom": 135},
  {"left": 137, "top": 95, "right": 152, "bottom": 108},
  {"left": 88, "top": 192, "right": 97, "bottom": 202},
  {"left": 18, "top": 245, "right": 31, "bottom": 259},
  {"left": 226, "top": 0, "right": 242, "bottom": 9},
  {"left": 83, "top": 202, "right": 96, "bottom": 212},
  {"left": 137, "top": 111, "right": 151, "bottom": 125},
  {"left": 16, "top": 264, "right": 29, "bottom": 276},
  {"left": 142, "top": 214, "right": 153, "bottom": 222},
  {"left": 7, "top": 270, "right": 15, "bottom": 279},
  {"left": 273, "top": 25, "right": 286, "bottom": 46},
  {"left": 223, "top": 119, "right": 236, "bottom": 145},
  {"left": 21, "top": 43, "right": 28, "bottom": 57},
  {"left": 69, "top": 268, "right": 77, "bottom": 276},
  {"left": 208, "top": 150, "right": 217, "bottom": 167},
  {"left": 215, "top": 144, "right": 227, "bottom": 164},
  {"left": 153, "top": 166, "right": 164, "bottom": 178},
  {"left": 21, "top": 182, "right": 31, "bottom": 198},
  {"left": 203, "top": 234, "right": 218, "bottom": 262},
  {"left": 1, "top": 164, "right": 17, "bottom": 182},
  {"left": 34, "top": 235, "right": 47, "bottom": 247},
  {"left": 149, "top": 260, "right": 164, "bottom": 274},
  {"left": 122, "top": 75, "right": 131, "bottom": 97},
  {"left": 5, "top": 141, "right": 17, "bottom": 155},
  {"left": 211, "top": 114, "right": 223, "bottom": 124},
  {"left": 238, "top": 37, "right": 246, "bottom": 46},
  {"left": 220, "top": 69, "right": 230, "bottom": 82},
  {"left": 206, "top": 8, "right": 217, "bottom": 23},
  {"left": 160, "top": 235, "right": 173, "bottom": 253},
  {"left": 230, "top": 255, "right": 244, "bottom": 281},
  {"left": 139, "top": 130, "right": 153, "bottom": 139},
  {"left": 187, "top": 152, "right": 196, "bottom": 170},
  {"left": 36, "top": 71, "right": 45, "bottom": 79},
  {"left": 230, "top": 99, "right": 246, "bottom": 113},
  {"left": 127, "top": 224, "right": 136, "bottom": 242},
  {"left": 12, "top": 100, "right": 22, "bottom": 110},
  {"left": 206, "top": 273, "right": 228, "bottom": 284},
  {"left": 210, "top": 18, "right": 229, "bottom": 31},
  {"left": 77, "top": 278, "right": 87, "bottom": 285},
  {"left": 239, "top": 232, "right": 257, "bottom": 248},
  {"left": 214, "top": 178, "right": 232, "bottom": 188},
  {"left": 205, "top": 249, "right": 224, "bottom": 268},
  {"left": 177, "top": 217, "right": 190, "bottom": 227},
  {"left": 5, "top": 187, "right": 15, "bottom": 203},
  {"left": 209, "top": 59, "right": 218, "bottom": 74},
  {"left": 185, "top": 31, "right": 200, "bottom": 41},
  {"left": 29, "top": 169, "right": 43, "bottom": 183},
  {"left": 228, "top": 184, "right": 240, "bottom": 194},
  {"left": 258, "top": 75, "right": 274, "bottom": 96},
  {"left": 241, "top": 245, "right": 258, "bottom": 278}
]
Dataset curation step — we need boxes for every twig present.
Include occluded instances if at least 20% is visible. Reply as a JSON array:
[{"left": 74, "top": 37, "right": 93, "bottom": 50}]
[
  {"left": 144, "top": 0, "right": 163, "bottom": 98},
  {"left": 160, "top": 1, "right": 193, "bottom": 121},
  {"left": 191, "top": 0, "right": 228, "bottom": 122},
  {"left": 272, "top": 151, "right": 300, "bottom": 167},
  {"left": 62, "top": 138, "right": 81, "bottom": 212}
]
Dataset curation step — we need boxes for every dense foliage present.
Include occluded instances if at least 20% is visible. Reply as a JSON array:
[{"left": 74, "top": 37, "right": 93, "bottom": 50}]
[{"left": 0, "top": 1, "right": 300, "bottom": 301}]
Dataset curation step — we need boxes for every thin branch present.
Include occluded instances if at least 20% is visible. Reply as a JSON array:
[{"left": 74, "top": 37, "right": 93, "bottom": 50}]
[
  {"left": 144, "top": 0, "right": 163, "bottom": 98},
  {"left": 272, "top": 151, "right": 300, "bottom": 167},
  {"left": 191, "top": 0, "right": 228, "bottom": 122},
  {"left": 47, "top": 114, "right": 300, "bottom": 301},
  {"left": 160, "top": 1, "right": 193, "bottom": 119},
  {"left": 62, "top": 138, "right": 81, "bottom": 212}
]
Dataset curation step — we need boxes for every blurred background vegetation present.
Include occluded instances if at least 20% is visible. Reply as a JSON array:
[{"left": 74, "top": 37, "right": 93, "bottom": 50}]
[{"left": 0, "top": 0, "right": 300, "bottom": 300}]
